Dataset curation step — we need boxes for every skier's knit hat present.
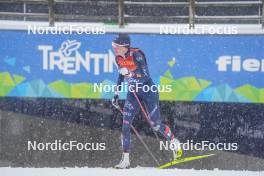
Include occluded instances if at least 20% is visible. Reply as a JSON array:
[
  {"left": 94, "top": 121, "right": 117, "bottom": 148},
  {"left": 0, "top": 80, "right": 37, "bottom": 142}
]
[{"left": 112, "top": 34, "right": 130, "bottom": 47}]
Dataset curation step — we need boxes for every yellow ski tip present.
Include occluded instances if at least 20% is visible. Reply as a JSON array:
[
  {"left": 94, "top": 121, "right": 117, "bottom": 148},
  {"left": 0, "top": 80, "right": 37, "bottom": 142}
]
[{"left": 158, "top": 154, "right": 215, "bottom": 169}]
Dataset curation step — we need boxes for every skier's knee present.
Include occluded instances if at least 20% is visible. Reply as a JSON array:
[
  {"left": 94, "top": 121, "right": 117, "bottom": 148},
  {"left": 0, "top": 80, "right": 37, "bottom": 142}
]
[{"left": 122, "top": 120, "right": 130, "bottom": 131}]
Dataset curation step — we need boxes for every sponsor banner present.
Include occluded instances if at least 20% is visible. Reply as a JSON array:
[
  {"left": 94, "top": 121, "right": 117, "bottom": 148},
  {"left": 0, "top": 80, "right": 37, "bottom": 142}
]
[{"left": 0, "top": 31, "right": 263, "bottom": 103}]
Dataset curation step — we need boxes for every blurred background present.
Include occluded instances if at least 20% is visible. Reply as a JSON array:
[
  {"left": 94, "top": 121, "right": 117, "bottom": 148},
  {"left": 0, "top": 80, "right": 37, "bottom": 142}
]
[{"left": 0, "top": 0, "right": 263, "bottom": 26}]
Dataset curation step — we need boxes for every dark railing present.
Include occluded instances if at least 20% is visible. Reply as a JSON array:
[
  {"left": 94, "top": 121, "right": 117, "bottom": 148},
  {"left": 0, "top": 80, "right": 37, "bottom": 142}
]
[{"left": 0, "top": 0, "right": 263, "bottom": 28}]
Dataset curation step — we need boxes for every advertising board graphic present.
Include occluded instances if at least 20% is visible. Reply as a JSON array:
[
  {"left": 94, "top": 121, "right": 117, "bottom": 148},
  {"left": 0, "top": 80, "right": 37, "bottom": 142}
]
[{"left": 0, "top": 31, "right": 264, "bottom": 103}]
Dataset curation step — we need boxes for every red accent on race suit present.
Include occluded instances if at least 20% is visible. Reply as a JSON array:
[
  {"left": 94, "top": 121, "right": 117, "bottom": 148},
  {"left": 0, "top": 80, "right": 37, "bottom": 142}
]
[
  {"left": 116, "top": 49, "right": 140, "bottom": 71},
  {"left": 165, "top": 127, "right": 175, "bottom": 140},
  {"left": 165, "top": 127, "right": 171, "bottom": 136}
]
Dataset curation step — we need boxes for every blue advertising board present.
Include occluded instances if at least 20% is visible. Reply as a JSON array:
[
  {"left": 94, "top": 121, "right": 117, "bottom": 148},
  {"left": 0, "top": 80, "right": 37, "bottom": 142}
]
[{"left": 0, "top": 31, "right": 263, "bottom": 103}]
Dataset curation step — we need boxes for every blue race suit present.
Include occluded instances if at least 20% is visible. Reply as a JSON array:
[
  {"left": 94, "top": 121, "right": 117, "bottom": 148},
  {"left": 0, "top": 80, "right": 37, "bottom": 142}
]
[{"left": 115, "top": 48, "right": 174, "bottom": 152}]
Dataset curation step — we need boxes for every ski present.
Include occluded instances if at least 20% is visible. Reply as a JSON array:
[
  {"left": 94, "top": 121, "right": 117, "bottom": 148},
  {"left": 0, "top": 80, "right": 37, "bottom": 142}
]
[{"left": 158, "top": 154, "right": 215, "bottom": 169}]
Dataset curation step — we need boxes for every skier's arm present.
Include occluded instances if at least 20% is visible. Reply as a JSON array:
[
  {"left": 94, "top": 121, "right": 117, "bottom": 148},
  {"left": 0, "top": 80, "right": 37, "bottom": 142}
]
[
  {"left": 133, "top": 51, "right": 149, "bottom": 79},
  {"left": 112, "top": 72, "right": 124, "bottom": 108}
]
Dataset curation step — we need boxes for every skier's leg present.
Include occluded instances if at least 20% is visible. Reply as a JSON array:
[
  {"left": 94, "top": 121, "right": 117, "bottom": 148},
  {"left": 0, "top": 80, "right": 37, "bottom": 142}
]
[
  {"left": 142, "top": 89, "right": 173, "bottom": 140},
  {"left": 115, "top": 92, "right": 139, "bottom": 169},
  {"left": 142, "top": 84, "right": 182, "bottom": 159},
  {"left": 121, "top": 92, "right": 140, "bottom": 152}
]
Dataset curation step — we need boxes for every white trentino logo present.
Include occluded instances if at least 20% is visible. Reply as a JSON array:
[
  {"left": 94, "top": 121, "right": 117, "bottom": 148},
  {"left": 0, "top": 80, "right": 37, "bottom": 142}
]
[
  {"left": 216, "top": 56, "right": 264, "bottom": 72},
  {"left": 38, "top": 40, "right": 116, "bottom": 75}
]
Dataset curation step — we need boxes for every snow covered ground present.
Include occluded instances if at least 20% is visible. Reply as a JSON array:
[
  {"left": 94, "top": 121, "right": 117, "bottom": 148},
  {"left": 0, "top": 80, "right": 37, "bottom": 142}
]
[{"left": 1, "top": 167, "right": 263, "bottom": 176}]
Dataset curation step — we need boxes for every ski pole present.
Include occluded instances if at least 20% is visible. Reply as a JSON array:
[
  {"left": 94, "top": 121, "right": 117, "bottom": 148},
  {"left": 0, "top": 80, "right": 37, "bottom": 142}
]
[
  {"left": 131, "top": 90, "right": 156, "bottom": 130},
  {"left": 131, "top": 90, "right": 170, "bottom": 160},
  {"left": 115, "top": 104, "right": 160, "bottom": 166},
  {"left": 126, "top": 81, "right": 156, "bottom": 130}
]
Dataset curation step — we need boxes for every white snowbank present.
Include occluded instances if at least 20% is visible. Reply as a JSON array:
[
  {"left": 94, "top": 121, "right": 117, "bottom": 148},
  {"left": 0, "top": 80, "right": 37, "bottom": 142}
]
[{"left": 1, "top": 167, "right": 263, "bottom": 176}]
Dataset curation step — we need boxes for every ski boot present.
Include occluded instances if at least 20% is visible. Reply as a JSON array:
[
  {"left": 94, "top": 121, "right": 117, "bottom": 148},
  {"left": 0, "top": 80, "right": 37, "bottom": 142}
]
[
  {"left": 114, "top": 152, "right": 130, "bottom": 169},
  {"left": 170, "top": 138, "right": 182, "bottom": 160}
]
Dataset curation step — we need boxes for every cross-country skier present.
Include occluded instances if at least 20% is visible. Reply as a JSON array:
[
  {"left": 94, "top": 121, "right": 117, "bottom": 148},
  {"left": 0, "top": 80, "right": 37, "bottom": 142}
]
[{"left": 111, "top": 34, "right": 182, "bottom": 169}]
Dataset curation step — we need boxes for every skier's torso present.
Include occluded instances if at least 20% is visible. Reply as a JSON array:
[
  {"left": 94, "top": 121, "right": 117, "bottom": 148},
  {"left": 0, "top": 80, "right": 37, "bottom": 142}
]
[{"left": 115, "top": 48, "right": 152, "bottom": 85}]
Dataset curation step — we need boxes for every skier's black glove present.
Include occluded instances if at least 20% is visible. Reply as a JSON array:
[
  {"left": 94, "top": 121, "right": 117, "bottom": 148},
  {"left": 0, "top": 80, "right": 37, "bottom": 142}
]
[{"left": 112, "top": 94, "right": 119, "bottom": 109}]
